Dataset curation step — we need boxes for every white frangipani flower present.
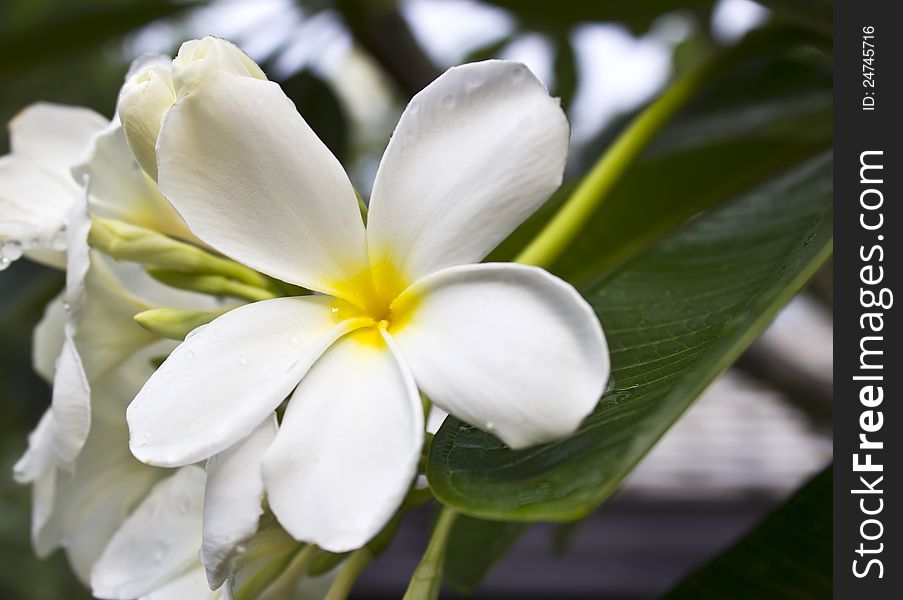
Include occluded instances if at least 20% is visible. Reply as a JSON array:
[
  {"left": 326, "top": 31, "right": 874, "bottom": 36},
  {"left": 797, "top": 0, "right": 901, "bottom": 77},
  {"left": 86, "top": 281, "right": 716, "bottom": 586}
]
[
  {"left": 127, "top": 43, "right": 609, "bottom": 553},
  {"left": 13, "top": 346, "right": 166, "bottom": 584},
  {"left": 0, "top": 103, "right": 105, "bottom": 269}
]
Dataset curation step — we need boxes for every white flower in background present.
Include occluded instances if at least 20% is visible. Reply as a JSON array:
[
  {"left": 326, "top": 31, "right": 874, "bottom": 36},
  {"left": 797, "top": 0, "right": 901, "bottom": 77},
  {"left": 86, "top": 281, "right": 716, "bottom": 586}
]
[
  {"left": 13, "top": 346, "right": 167, "bottom": 585},
  {"left": 0, "top": 103, "right": 105, "bottom": 269},
  {"left": 5, "top": 48, "right": 277, "bottom": 597},
  {"left": 1, "top": 88, "right": 216, "bottom": 466},
  {"left": 91, "top": 419, "right": 334, "bottom": 599},
  {"left": 126, "top": 40, "right": 610, "bottom": 553}
]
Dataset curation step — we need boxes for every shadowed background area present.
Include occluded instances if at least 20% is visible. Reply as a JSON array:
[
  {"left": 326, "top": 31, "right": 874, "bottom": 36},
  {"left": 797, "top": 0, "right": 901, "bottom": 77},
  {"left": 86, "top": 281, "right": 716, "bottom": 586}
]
[{"left": 0, "top": 0, "right": 831, "bottom": 598}]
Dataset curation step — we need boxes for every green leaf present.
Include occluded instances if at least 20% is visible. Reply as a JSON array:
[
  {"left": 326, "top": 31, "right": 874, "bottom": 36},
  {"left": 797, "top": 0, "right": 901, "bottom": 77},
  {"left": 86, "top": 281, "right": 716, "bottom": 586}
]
[
  {"left": 0, "top": 1, "right": 194, "bottom": 76},
  {"left": 443, "top": 516, "right": 527, "bottom": 594},
  {"left": 664, "top": 466, "right": 832, "bottom": 599},
  {"left": 427, "top": 153, "right": 832, "bottom": 521}
]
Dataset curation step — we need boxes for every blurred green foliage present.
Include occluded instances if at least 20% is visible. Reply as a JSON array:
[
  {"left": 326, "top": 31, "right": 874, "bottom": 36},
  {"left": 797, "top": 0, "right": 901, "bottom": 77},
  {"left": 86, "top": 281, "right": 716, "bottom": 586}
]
[{"left": 1, "top": 0, "right": 832, "bottom": 597}]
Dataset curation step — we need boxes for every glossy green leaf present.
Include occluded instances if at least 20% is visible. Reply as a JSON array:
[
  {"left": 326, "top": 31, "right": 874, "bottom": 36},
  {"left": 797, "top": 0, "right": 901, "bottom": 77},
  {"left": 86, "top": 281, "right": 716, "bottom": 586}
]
[
  {"left": 443, "top": 516, "right": 527, "bottom": 594},
  {"left": 664, "top": 466, "right": 832, "bottom": 599},
  {"left": 427, "top": 153, "right": 832, "bottom": 521}
]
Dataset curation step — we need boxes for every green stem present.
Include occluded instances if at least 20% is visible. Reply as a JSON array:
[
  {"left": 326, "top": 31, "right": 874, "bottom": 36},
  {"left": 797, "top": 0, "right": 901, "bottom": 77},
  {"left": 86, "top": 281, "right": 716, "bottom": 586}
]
[
  {"left": 323, "top": 547, "right": 374, "bottom": 600},
  {"left": 515, "top": 26, "right": 822, "bottom": 269},
  {"left": 402, "top": 508, "right": 458, "bottom": 600},
  {"left": 258, "top": 544, "right": 319, "bottom": 600}
]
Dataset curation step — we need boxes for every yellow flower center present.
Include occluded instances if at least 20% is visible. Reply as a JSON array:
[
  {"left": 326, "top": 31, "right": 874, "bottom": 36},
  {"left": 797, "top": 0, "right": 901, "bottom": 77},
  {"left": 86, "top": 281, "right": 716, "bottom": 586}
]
[{"left": 329, "top": 258, "right": 420, "bottom": 337}]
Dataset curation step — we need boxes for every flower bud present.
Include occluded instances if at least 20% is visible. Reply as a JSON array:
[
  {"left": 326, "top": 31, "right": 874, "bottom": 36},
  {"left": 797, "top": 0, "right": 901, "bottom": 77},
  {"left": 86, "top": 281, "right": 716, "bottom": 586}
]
[
  {"left": 118, "top": 37, "right": 266, "bottom": 180},
  {"left": 134, "top": 306, "right": 233, "bottom": 341},
  {"left": 118, "top": 64, "right": 176, "bottom": 180},
  {"left": 172, "top": 36, "right": 266, "bottom": 95}
]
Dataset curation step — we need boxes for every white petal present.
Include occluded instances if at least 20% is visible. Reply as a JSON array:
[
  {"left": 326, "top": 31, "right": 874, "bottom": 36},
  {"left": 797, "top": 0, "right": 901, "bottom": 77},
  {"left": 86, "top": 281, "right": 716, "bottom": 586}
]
[
  {"left": 172, "top": 37, "right": 267, "bottom": 94},
  {"left": 202, "top": 415, "right": 277, "bottom": 589},
  {"left": 263, "top": 330, "right": 424, "bottom": 552},
  {"left": 140, "top": 566, "right": 222, "bottom": 600},
  {"left": 50, "top": 194, "right": 93, "bottom": 466},
  {"left": 72, "top": 121, "right": 196, "bottom": 242},
  {"left": 31, "top": 465, "right": 60, "bottom": 557},
  {"left": 57, "top": 416, "right": 162, "bottom": 584},
  {"left": 9, "top": 102, "right": 107, "bottom": 171},
  {"left": 13, "top": 409, "right": 56, "bottom": 485},
  {"left": 128, "top": 296, "right": 363, "bottom": 467},
  {"left": 156, "top": 74, "right": 369, "bottom": 295},
  {"left": 12, "top": 410, "right": 61, "bottom": 555},
  {"left": 0, "top": 155, "right": 73, "bottom": 268},
  {"left": 51, "top": 332, "right": 91, "bottom": 465},
  {"left": 32, "top": 295, "right": 66, "bottom": 382},
  {"left": 392, "top": 263, "right": 608, "bottom": 449},
  {"left": 426, "top": 405, "right": 448, "bottom": 435},
  {"left": 74, "top": 254, "right": 158, "bottom": 380},
  {"left": 91, "top": 466, "right": 206, "bottom": 600},
  {"left": 367, "top": 61, "right": 569, "bottom": 285}
]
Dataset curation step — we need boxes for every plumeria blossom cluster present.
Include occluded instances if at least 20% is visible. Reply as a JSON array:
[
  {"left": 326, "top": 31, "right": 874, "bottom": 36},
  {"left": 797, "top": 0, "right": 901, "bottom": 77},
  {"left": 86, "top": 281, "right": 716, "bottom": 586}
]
[{"left": 1, "top": 35, "right": 609, "bottom": 598}]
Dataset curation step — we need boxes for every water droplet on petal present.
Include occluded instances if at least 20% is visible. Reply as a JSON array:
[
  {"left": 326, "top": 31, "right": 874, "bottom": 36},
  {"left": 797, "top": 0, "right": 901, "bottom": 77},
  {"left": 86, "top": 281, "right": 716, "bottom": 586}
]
[
  {"left": 0, "top": 256, "right": 10, "bottom": 271},
  {"left": 152, "top": 540, "right": 168, "bottom": 562},
  {"left": 512, "top": 66, "right": 526, "bottom": 81},
  {"left": 144, "top": 429, "right": 153, "bottom": 438},
  {"left": 238, "top": 356, "right": 248, "bottom": 366},
  {"left": 441, "top": 93, "right": 456, "bottom": 109},
  {"left": 486, "top": 421, "right": 495, "bottom": 431},
  {"left": 1, "top": 240, "right": 24, "bottom": 261},
  {"left": 185, "top": 350, "right": 195, "bottom": 361}
]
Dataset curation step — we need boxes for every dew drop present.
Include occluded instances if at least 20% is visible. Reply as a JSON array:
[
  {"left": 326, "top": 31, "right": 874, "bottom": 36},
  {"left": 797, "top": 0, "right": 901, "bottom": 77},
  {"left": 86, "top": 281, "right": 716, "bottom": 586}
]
[
  {"left": 486, "top": 421, "right": 495, "bottom": 431},
  {"left": 512, "top": 66, "right": 526, "bottom": 81},
  {"left": 185, "top": 350, "right": 195, "bottom": 361},
  {"left": 152, "top": 540, "right": 168, "bottom": 562},
  {"left": 465, "top": 71, "right": 484, "bottom": 90},
  {"left": 239, "top": 356, "right": 248, "bottom": 366},
  {"left": 1, "top": 240, "right": 24, "bottom": 261},
  {"left": 144, "top": 429, "right": 153, "bottom": 438},
  {"left": 441, "top": 93, "right": 456, "bottom": 109},
  {"left": 0, "top": 256, "right": 10, "bottom": 272},
  {"left": 235, "top": 544, "right": 247, "bottom": 555}
]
